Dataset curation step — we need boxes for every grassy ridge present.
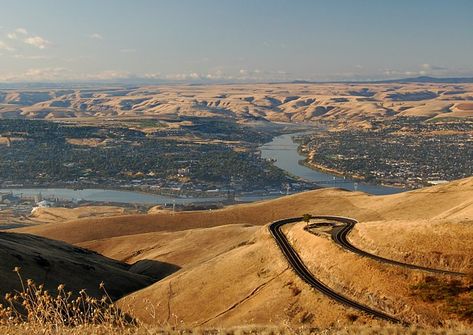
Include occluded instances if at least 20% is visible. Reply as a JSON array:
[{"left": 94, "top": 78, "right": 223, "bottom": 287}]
[{"left": 1, "top": 270, "right": 472, "bottom": 334}]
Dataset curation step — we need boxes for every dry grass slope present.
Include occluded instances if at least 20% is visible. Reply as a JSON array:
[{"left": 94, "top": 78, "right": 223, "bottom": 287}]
[
  {"left": 2, "top": 83, "right": 473, "bottom": 124},
  {"left": 8, "top": 177, "right": 473, "bottom": 331},
  {"left": 0, "top": 232, "right": 154, "bottom": 301}
]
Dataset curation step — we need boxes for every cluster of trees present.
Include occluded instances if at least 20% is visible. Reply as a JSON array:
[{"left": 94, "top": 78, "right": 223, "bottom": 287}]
[
  {"left": 181, "top": 117, "right": 273, "bottom": 143},
  {"left": 0, "top": 119, "right": 145, "bottom": 140},
  {"left": 0, "top": 119, "right": 291, "bottom": 190},
  {"left": 191, "top": 151, "right": 289, "bottom": 189}
]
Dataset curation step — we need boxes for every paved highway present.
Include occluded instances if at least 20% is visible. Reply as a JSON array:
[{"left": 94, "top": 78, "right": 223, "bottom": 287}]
[
  {"left": 269, "top": 216, "right": 402, "bottom": 323},
  {"left": 328, "top": 216, "right": 466, "bottom": 276}
]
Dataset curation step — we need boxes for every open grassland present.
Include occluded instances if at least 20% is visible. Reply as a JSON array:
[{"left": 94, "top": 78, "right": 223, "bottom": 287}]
[
  {"left": 350, "top": 219, "right": 473, "bottom": 272},
  {"left": 3, "top": 177, "right": 472, "bottom": 331},
  {"left": 2, "top": 83, "right": 473, "bottom": 125},
  {"left": 285, "top": 221, "right": 473, "bottom": 325},
  {"left": 29, "top": 206, "right": 131, "bottom": 224},
  {"left": 1, "top": 276, "right": 471, "bottom": 334}
]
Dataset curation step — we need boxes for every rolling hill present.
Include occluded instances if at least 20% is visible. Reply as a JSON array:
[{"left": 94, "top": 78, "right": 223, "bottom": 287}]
[
  {"left": 1, "top": 82, "right": 473, "bottom": 124},
  {"left": 0, "top": 231, "right": 157, "bottom": 301},
  {"left": 11, "top": 177, "right": 473, "bottom": 328}
]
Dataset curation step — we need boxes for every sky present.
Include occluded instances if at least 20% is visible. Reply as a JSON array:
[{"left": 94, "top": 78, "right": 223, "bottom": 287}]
[{"left": 0, "top": 0, "right": 472, "bottom": 83}]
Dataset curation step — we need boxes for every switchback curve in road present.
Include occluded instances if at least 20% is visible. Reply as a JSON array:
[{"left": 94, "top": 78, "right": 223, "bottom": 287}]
[
  {"left": 269, "top": 217, "right": 402, "bottom": 324},
  {"left": 325, "top": 216, "right": 466, "bottom": 276}
]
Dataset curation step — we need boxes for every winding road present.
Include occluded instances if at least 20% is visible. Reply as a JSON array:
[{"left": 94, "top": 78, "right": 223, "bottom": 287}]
[
  {"left": 270, "top": 215, "right": 468, "bottom": 324},
  {"left": 328, "top": 216, "right": 466, "bottom": 276},
  {"left": 269, "top": 216, "right": 402, "bottom": 323}
]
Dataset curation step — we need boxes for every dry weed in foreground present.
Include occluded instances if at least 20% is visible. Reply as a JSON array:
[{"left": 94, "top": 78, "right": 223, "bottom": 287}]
[
  {"left": 0, "top": 267, "right": 131, "bottom": 331},
  {"left": 1, "top": 268, "right": 473, "bottom": 334},
  {"left": 1, "top": 325, "right": 473, "bottom": 335}
]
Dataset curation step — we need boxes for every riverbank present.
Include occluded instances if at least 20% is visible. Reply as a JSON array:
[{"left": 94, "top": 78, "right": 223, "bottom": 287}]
[
  {"left": 302, "top": 159, "right": 408, "bottom": 189},
  {"left": 260, "top": 132, "right": 405, "bottom": 195},
  {"left": 294, "top": 133, "right": 408, "bottom": 189},
  {"left": 299, "top": 144, "right": 409, "bottom": 189},
  {"left": 0, "top": 183, "right": 228, "bottom": 200},
  {"left": 303, "top": 160, "right": 363, "bottom": 180}
]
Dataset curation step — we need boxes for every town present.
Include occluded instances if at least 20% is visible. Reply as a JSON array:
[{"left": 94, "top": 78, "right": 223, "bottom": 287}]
[
  {"left": 0, "top": 118, "right": 313, "bottom": 200},
  {"left": 298, "top": 118, "right": 473, "bottom": 189}
]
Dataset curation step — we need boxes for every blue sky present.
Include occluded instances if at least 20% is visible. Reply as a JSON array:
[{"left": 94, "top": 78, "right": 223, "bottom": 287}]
[{"left": 0, "top": 0, "right": 472, "bottom": 82}]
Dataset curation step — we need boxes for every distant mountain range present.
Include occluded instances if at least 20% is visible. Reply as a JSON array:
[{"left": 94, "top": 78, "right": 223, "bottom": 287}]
[
  {"left": 1, "top": 76, "right": 473, "bottom": 89},
  {"left": 292, "top": 76, "right": 473, "bottom": 85},
  {"left": 375, "top": 76, "right": 473, "bottom": 84}
]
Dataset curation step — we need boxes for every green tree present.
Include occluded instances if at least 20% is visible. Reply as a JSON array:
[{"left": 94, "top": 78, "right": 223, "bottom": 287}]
[{"left": 302, "top": 213, "right": 312, "bottom": 228}]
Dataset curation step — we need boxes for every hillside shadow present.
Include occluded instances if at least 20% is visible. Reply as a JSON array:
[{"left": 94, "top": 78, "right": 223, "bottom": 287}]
[
  {"left": 128, "top": 259, "right": 181, "bottom": 282},
  {"left": 0, "top": 232, "right": 181, "bottom": 304}
]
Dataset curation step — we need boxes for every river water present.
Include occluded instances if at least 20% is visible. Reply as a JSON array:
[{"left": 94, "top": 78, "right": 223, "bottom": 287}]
[
  {"left": 260, "top": 133, "right": 405, "bottom": 195},
  {"left": 0, "top": 188, "right": 281, "bottom": 205},
  {"left": 0, "top": 188, "right": 225, "bottom": 205},
  {"left": 0, "top": 133, "right": 403, "bottom": 204}
]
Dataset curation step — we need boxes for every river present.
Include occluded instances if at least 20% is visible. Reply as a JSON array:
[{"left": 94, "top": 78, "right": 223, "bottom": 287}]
[
  {"left": 1, "top": 133, "right": 403, "bottom": 205},
  {"left": 0, "top": 188, "right": 224, "bottom": 205},
  {"left": 0, "top": 188, "right": 281, "bottom": 205},
  {"left": 260, "top": 132, "right": 405, "bottom": 195}
]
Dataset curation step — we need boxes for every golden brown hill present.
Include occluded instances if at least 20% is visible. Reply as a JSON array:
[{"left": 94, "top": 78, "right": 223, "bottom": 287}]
[
  {"left": 79, "top": 224, "right": 260, "bottom": 269},
  {"left": 118, "top": 226, "right": 369, "bottom": 328},
  {"left": 17, "top": 178, "right": 473, "bottom": 277},
  {"left": 114, "top": 179, "right": 473, "bottom": 327},
  {"left": 19, "top": 177, "right": 473, "bottom": 245},
  {"left": 14, "top": 177, "right": 473, "bottom": 328},
  {"left": 2, "top": 83, "right": 473, "bottom": 123},
  {"left": 0, "top": 232, "right": 156, "bottom": 301},
  {"left": 29, "top": 206, "right": 129, "bottom": 224}
]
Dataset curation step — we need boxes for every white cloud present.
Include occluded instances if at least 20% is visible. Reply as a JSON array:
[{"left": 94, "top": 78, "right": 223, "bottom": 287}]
[
  {"left": 0, "top": 67, "right": 70, "bottom": 82},
  {"left": 6, "top": 28, "right": 51, "bottom": 49},
  {"left": 420, "top": 63, "right": 447, "bottom": 72},
  {"left": 0, "top": 68, "right": 134, "bottom": 82},
  {"left": 165, "top": 73, "right": 192, "bottom": 80},
  {"left": 90, "top": 33, "right": 103, "bottom": 40},
  {"left": 143, "top": 73, "right": 161, "bottom": 79},
  {"left": 151, "top": 68, "right": 289, "bottom": 82},
  {"left": 84, "top": 70, "right": 131, "bottom": 81},
  {"left": 383, "top": 64, "right": 452, "bottom": 79},
  {"left": 13, "top": 54, "right": 50, "bottom": 60},
  {"left": 383, "top": 69, "right": 405, "bottom": 77},
  {"left": 7, "top": 28, "right": 28, "bottom": 40},
  {"left": 236, "top": 68, "right": 289, "bottom": 81},
  {"left": 24, "top": 36, "right": 50, "bottom": 49},
  {"left": 165, "top": 72, "right": 225, "bottom": 81},
  {"left": 0, "top": 40, "right": 15, "bottom": 52},
  {"left": 23, "top": 67, "right": 70, "bottom": 80},
  {"left": 16, "top": 28, "right": 28, "bottom": 35}
]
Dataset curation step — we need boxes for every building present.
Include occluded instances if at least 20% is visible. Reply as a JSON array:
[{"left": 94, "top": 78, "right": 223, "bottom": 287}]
[{"left": 0, "top": 192, "right": 21, "bottom": 205}]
